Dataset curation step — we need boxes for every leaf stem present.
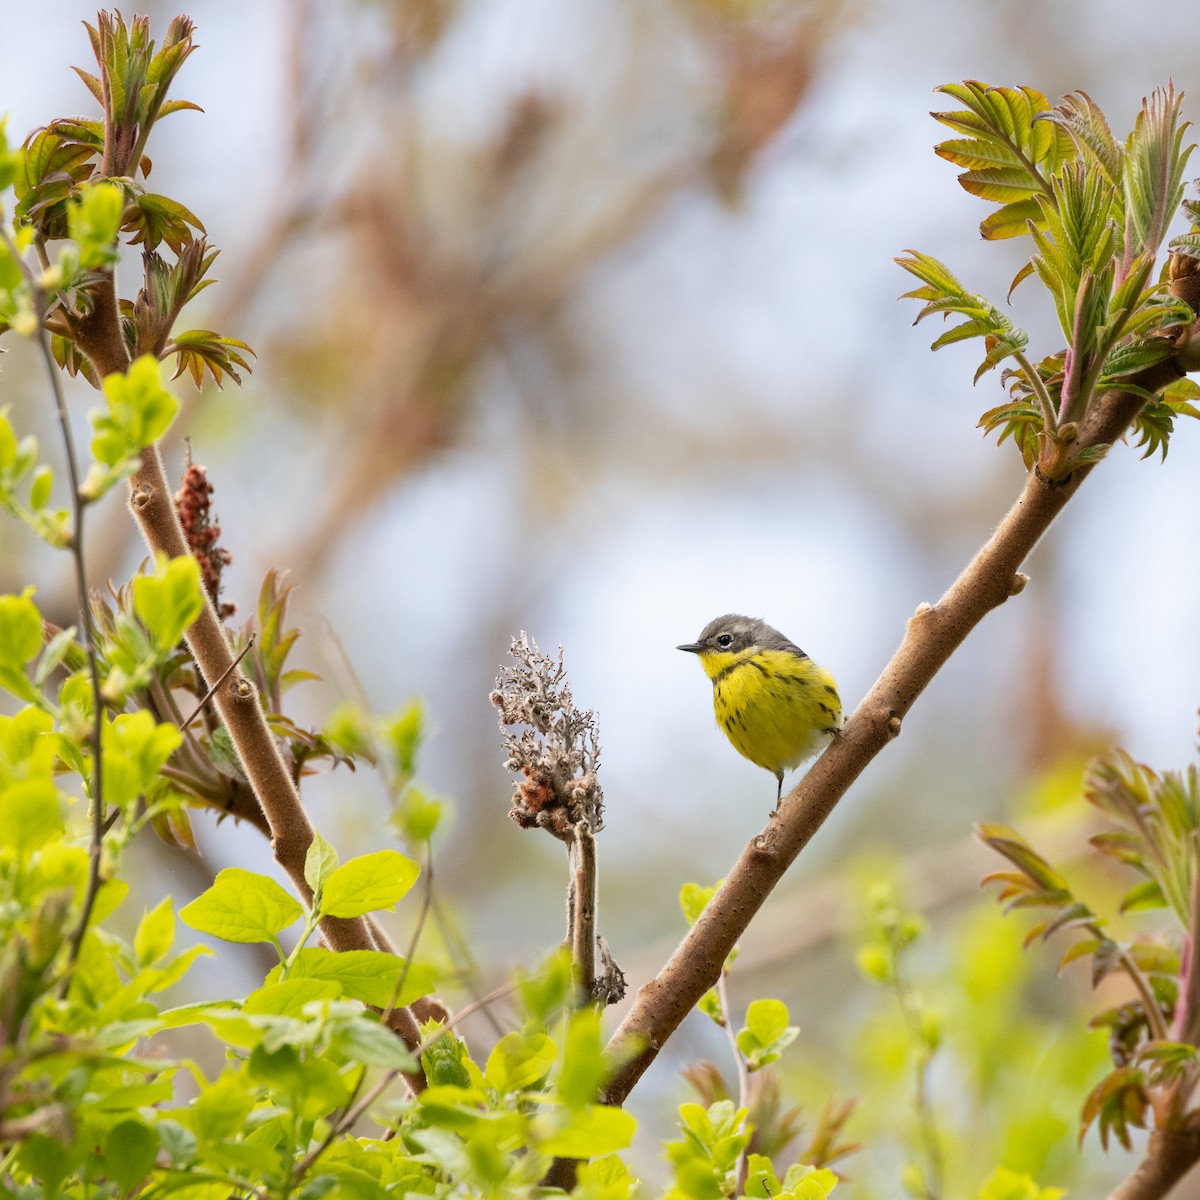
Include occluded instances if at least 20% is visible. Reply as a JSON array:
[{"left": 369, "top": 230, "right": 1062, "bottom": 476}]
[
  {"left": 891, "top": 957, "right": 944, "bottom": 1200},
  {"left": 1013, "top": 349, "right": 1058, "bottom": 435},
  {"left": 716, "top": 970, "right": 751, "bottom": 1195}
]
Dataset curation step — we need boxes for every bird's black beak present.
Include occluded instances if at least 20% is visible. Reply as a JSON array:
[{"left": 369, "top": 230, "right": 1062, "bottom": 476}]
[{"left": 676, "top": 642, "right": 703, "bottom": 654}]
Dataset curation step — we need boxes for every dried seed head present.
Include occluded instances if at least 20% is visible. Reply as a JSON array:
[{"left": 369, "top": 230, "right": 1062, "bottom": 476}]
[{"left": 494, "top": 632, "right": 604, "bottom": 842}]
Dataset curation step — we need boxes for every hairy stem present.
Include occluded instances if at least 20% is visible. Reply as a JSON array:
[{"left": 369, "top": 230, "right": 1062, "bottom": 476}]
[{"left": 1106, "top": 1129, "right": 1200, "bottom": 1200}]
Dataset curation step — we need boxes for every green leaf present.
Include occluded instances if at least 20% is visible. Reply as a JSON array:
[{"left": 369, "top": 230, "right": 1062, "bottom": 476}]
[
  {"left": 179, "top": 867, "right": 303, "bottom": 944},
  {"left": 122, "top": 190, "right": 204, "bottom": 253},
  {"left": 516, "top": 948, "right": 575, "bottom": 1024},
  {"left": 319, "top": 849, "right": 420, "bottom": 918},
  {"left": 242, "top": 978, "right": 342, "bottom": 1016},
  {"left": 534, "top": 1103, "right": 637, "bottom": 1158},
  {"left": 90, "top": 354, "right": 179, "bottom": 466},
  {"left": 931, "top": 81, "right": 1072, "bottom": 240},
  {"left": 382, "top": 700, "right": 424, "bottom": 777},
  {"left": 305, "top": 831, "right": 339, "bottom": 894},
  {"left": 105, "top": 1120, "right": 160, "bottom": 1194},
  {"left": 896, "top": 250, "right": 1030, "bottom": 382},
  {"left": 391, "top": 784, "right": 446, "bottom": 844},
  {"left": 680, "top": 881, "right": 718, "bottom": 926},
  {"left": 28, "top": 465, "right": 53, "bottom": 511},
  {"left": 1120, "top": 879, "right": 1168, "bottom": 913},
  {"left": 1123, "top": 84, "right": 1192, "bottom": 257},
  {"left": 1045, "top": 91, "right": 1122, "bottom": 186},
  {"left": 737, "top": 998, "right": 799, "bottom": 1070},
  {"left": 329, "top": 1013, "right": 418, "bottom": 1070},
  {"left": 783, "top": 1167, "right": 840, "bottom": 1198},
  {"left": 977, "top": 1166, "right": 1064, "bottom": 1200},
  {"left": 166, "top": 328, "right": 255, "bottom": 388},
  {"left": 0, "top": 588, "right": 44, "bottom": 666},
  {"left": 132, "top": 554, "right": 204, "bottom": 653},
  {"left": 103, "top": 710, "right": 183, "bottom": 813},
  {"left": 193, "top": 1069, "right": 255, "bottom": 1142},
  {"left": 557, "top": 1007, "right": 606, "bottom": 1108},
  {"left": 275, "top": 946, "right": 435, "bottom": 1008},
  {"left": 422, "top": 1025, "right": 472, "bottom": 1088},
  {"left": 134, "top": 895, "right": 176, "bottom": 966},
  {"left": 698, "top": 987, "right": 724, "bottom": 1023},
  {"left": 0, "top": 779, "right": 64, "bottom": 854},
  {"left": 68, "top": 180, "right": 124, "bottom": 269},
  {"left": 485, "top": 1031, "right": 557, "bottom": 1094}
]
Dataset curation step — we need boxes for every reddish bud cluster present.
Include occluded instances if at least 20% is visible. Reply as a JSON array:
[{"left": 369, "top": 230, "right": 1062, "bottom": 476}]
[
  {"left": 509, "top": 765, "right": 575, "bottom": 837},
  {"left": 174, "top": 460, "right": 235, "bottom": 620}
]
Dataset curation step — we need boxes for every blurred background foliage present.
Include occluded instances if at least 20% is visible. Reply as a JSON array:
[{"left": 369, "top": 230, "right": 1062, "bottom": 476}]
[{"left": 4, "top": 0, "right": 1200, "bottom": 1193}]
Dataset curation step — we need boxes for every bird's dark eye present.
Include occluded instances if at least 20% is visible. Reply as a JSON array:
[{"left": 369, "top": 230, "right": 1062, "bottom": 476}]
[{"left": 715, "top": 633, "right": 734, "bottom": 648}]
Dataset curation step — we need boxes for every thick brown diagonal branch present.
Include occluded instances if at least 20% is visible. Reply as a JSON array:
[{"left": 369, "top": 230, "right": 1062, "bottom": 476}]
[{"left": 600, "top": 360, "right": 1184, "bottom": 1107}]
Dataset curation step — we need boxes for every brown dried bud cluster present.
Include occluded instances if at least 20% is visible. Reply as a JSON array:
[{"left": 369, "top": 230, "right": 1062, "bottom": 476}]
[
  {"left": 174, "top": 456, "right": 235, "bottom": 620},
  {"left": 491, "top": 632, "right": 604, "bottom": 843}
]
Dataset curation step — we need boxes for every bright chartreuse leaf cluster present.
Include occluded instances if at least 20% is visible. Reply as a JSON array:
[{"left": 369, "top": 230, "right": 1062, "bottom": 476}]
[
  {"left": 84, "top": 353, "right": 179, "bottom": 498},
  {"left": 0, "top": 407, "right": 72, "bottom": 547},
  {"left": 899, "top": 81, "right": 1200, "bottom": 472}
]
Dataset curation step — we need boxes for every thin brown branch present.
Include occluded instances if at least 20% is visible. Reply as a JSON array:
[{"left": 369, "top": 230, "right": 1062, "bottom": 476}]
[
  {"left": 0, "top": 228, "right": 111, "bottom": 994},
  {"left": 177, "top": 634, "right": 256, "bottom": 730},
  {"left": 600, "top": 358, "right": 1184, "bottom": 1107}
]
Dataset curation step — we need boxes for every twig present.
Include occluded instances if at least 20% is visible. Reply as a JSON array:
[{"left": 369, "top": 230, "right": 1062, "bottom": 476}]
[
  {"left": 716, "top": 971, "right": 750, "bottom": 1194},
  {"left": 176, "top": 634, "right": 255, "bottom": 730},
  {"left": 0, "top": 229, "right": 110, "bottom": 992},
  {"left": 892, "top": 960, "right": 944, "bottom": 1200}
]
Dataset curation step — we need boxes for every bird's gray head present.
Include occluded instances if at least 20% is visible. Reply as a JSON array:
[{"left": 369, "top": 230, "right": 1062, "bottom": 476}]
[{"left": 677, "top": 614, "right": 794, "bottom": 656}]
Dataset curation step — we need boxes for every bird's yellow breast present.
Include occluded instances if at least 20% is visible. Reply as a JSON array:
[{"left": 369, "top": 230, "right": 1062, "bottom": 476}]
[{"left": 698, "top": 647, "right": 842, "bottom": 775}]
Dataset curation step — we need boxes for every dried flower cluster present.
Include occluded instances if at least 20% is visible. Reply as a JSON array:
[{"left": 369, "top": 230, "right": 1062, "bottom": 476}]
[
  {"left": 491, "top": 632, "right": 604, "bottom": 841},
  {"left": 174, "top": 454, "right": 235, "bottom": 620}
]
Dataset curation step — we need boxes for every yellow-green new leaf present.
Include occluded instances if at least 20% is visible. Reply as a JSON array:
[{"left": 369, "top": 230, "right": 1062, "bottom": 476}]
[
  {"left": 486, "top": 1031, "right": 557, "bottom": 1094},
  {"left": 179, "top": 867, "right": 302, "bottom": 943},
  {"left": 0, "top": 588, "right": 44, "bottom": 666},
  {"left": 134, "top": 896, "right": 176, "bottom": 966},
  {"left": 0, "top": 779, "right": 64, "bottom": 855},
  {"left": 132, "top": 554, "right": 204, "bottom": 653},
  {"left": 272, "top": 946, "right": 435, "bottom": 1008},
  {"left": 534, "top": 1103, "right": 637, "bottom": 1158},
  {"left": 319, "top": 848, "right": 420, "bottom": 918}
]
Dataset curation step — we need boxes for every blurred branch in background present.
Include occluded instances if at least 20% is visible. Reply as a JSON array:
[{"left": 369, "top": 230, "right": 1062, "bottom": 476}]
[{"left": 175, "top": 0, "right": 849, "bottom": 579}]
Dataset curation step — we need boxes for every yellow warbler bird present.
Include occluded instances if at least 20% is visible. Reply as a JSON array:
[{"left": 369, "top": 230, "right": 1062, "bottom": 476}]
[{"left": 678, "top": 614, "right": 843, "bottom": 809}]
